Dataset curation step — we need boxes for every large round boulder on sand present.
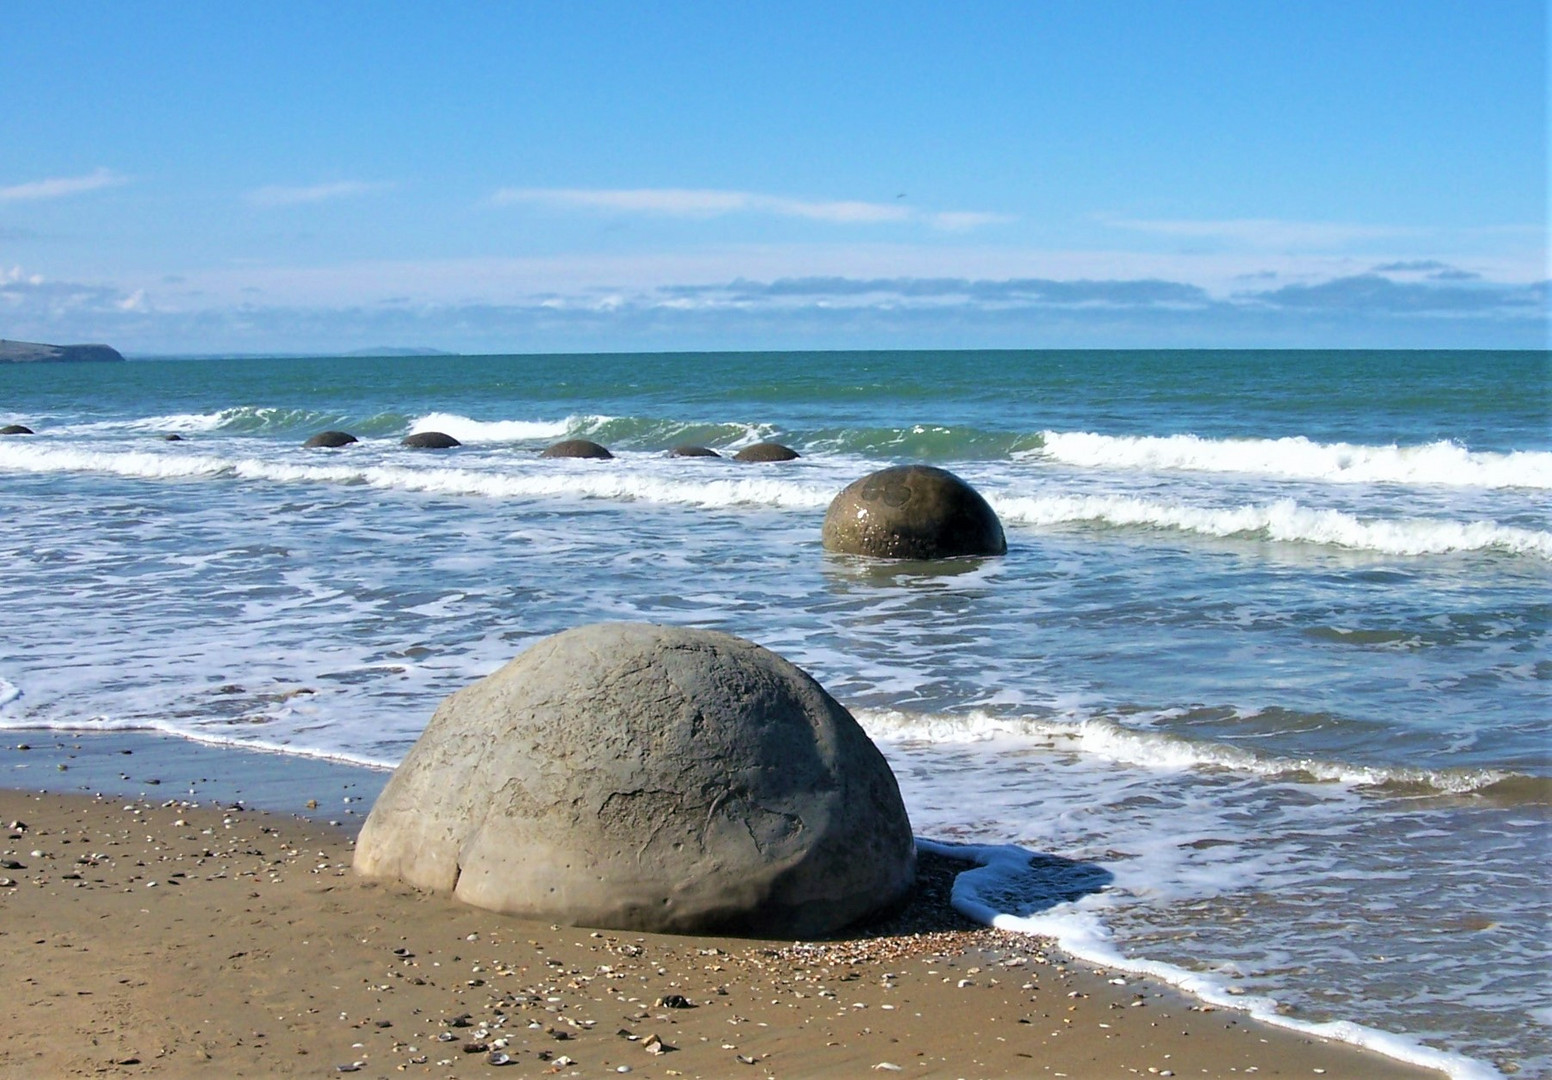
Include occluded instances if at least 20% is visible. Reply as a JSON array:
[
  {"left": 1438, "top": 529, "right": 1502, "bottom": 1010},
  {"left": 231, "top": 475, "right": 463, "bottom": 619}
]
[
  {"left": 822, "top": 464, "right": 1006, "bottom": 559},
  {"left": 541, "top": 438, "right": 613, "bottom": 459},
  {"left": 733, "top": 442, "right": 800, "bottom": 462},
  {"left": 402, "top": 431, "right": 461, "bottom": 449},
  {"left": 354, "top": 622, "right": 915, "bottom": 937},
  {"left": 303, "top": 430, "right": 357, "bottom": 448}
]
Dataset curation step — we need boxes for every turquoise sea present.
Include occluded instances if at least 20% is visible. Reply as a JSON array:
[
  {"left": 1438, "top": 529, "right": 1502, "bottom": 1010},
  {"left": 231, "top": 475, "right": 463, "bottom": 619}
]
[{"left": 1, "top": 349, "right": 1547, "bottom": 1077}]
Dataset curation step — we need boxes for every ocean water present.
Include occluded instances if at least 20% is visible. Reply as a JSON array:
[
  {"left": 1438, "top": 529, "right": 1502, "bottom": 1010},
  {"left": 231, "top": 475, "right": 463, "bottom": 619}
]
[{"left": 0, "top": 349, "right": 1546, "bottom": 1077}]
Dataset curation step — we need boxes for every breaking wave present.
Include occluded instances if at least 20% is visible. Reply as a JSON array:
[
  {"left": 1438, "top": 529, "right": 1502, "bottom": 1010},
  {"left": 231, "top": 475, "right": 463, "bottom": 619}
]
[
  {"left": 1032, "top": 431, "right": 1552, "bottom": 490},
  {"left": 996, "top": 493, "right": 1552, "bottom": 559},
  {"left": 856, "top": 708, "right": 1539, "bottom": 800}
]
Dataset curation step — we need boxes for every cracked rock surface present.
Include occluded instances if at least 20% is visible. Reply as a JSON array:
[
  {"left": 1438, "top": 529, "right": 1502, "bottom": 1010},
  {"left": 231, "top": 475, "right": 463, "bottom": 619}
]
[{"left": 354, "top": 623, "right": 915, "bottom": 936}]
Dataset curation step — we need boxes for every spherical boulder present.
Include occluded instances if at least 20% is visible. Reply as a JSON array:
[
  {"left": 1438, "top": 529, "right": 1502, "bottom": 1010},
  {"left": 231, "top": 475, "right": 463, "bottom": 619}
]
[
  {"left": 354, "top": 622, "right": 915, "bottom": 937},
  {"left": 822, "top": 465, "right": 1006, "bottom": 559},
  {"left": 541, "top": 438, "right": 613, "bottom": 459},
  {"left": 734, "top": 442, "right": 800, "bottom": 462},
  {"left": 669, "top": 445, "right": 720, "bottom": 458},
  {"left": 402, "top": 431, "right": 461, "bottom": 449},
  {"left": 1, "top": 425, "right": 34, "bottom": 435},
  {"left": 304, "top": 430, "right": 357, "bottom": 448}
]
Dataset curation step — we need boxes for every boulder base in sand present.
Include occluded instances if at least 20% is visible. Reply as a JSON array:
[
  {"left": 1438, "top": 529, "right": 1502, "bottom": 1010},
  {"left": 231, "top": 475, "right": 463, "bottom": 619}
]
[
  {"left": 822, "top": 464, "right": 1006, "bottom": 559},
  {"left": 354, "top": 622, "right": 915, "bottom": 937}
]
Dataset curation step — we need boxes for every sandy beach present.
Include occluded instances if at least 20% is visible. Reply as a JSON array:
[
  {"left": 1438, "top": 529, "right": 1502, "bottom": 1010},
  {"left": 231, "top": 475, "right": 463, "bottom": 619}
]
[{"left": 0, "top": 738, "right": 1442, "bottom": 1080}]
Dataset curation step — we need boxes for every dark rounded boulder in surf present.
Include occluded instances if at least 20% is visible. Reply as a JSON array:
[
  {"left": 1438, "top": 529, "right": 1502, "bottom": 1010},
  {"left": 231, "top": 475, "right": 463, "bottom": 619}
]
[
  {"left": 822, "top": 464, "right": 1006, "bottom": 560},
  {"left": 162, "top": 433, "right": 183, "bottom": 442},
  {"left": 352, "top": 622, "right": 915, "bottom": 937},
  {"left": 304, "top": 430, "right": 358, "bottom": 448},
  {"left": 0, "top": 425, "right": 34, "bottom": 435},
  {"left": 402, "top": 431, "right": 461, "bottom": 449},
  {"left": 669, "top": 445, "right": 721, "bottom": 458},
  {"left": 541, "top": 438, "right": 613, "bottom": 460},
  {"left": 733, "top": 442, "right": 800, "bottom": 463}
]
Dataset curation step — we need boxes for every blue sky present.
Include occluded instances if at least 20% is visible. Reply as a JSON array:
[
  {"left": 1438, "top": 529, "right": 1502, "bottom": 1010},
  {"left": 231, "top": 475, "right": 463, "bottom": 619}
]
[{"left": 2, "top": 1, "right": 1546, "bottom": 353}]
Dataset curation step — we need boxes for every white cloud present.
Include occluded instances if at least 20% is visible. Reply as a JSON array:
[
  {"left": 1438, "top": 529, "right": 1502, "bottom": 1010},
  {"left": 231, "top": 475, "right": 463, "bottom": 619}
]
[
  {"left": 930, "top": 210, "right": 1020, "bottom": 231},
  {"left": 0, "top": 168, "right": 126, "bottom": 202},
  {"left": 493, "top": 187, "right": 1009, "bottom": 228},
  {"left": 1100, "top": 216, "right": 1423, "bottom": 249},
  {"left": 246, "top": 181, "right": 386, "bottom": 207}
]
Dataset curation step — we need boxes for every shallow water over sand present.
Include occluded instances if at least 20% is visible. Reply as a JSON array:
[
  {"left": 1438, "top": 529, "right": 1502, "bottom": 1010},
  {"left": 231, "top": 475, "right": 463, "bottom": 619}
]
[{"left": 1, "top": 349, "right": 1547, "bottom": 1076}]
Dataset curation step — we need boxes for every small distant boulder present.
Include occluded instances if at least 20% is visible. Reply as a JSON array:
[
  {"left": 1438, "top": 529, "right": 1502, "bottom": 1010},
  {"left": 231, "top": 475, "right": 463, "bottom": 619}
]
[
  {"left": 304, "top": 430, "right": 358, "bottom": 448},
  {"left": 1, "top": 425, "right": 34, "bottom": 435},
  {"left": 162, "top": 434, "right": 183, "bottom": 442},
  {"left": 353, "top": 622, "right": 916, "bottom": 937},
  {"left": 541, "top": 438, "right": 613, "bottom": 459},
  {"left": 734, "top": 442, "right": 800, "bottom": 463},
  {"left": 402, "top": 431, "right": 461, "bottom": 449},
  {"left": 669, "top": 445, "right": 720, "bottom": 458},
  {"left": 822, "top": 464, "right": 1007, "bottom": 559}
]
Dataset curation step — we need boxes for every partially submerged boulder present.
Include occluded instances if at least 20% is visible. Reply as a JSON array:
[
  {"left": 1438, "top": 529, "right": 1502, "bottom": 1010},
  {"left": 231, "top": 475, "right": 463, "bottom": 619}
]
[
  {"left": 304, "top": 430, "right": 358, "bottom": 448},
  {"left": 354, "top": 622, "right": 915, "bottom": 937},
  {"left": 0, "top": 425, "right": 34, "bottom": 435},
  {"left": 402, "top": 431, "right": 461, "bottom": 449},
  {"left": 541, "top": 438, "right": 613, "bottom": 459},
  {"left": 669, "top": 445, "right": 720, "bottom": 458},
  {"left": 822, "top": 464, "right": 1006, "bottom": 559},
  {"left": 734, "top": 442, "right": 800, "bottom": 462}
]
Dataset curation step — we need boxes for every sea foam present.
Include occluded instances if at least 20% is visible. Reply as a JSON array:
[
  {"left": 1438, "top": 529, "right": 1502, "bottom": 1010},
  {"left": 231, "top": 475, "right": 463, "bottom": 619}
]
[
  {"left": 408, "top": 412, "right": 578, "bottom": 443},
  {"left": 994, "top": 492, "right": 1552, "bottom": 559},
  {"left": 855, "top": 708, "right": 1526, "bottom": 798},
  {"left": 920, "top": 838, "right": 1504, "bottom": 1080},
  {"left": 1034, "top": 431, "right": 1552, "bottom": 490}
]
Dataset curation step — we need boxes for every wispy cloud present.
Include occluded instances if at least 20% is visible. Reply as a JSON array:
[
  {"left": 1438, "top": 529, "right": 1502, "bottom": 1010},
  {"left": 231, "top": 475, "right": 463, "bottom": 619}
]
[
  {"left": 493, "top": 187, "right": 1012, "bottom": 229},
  {"left": 0, "top": 168, "right": 126, "bottom": 203},
  {"left": 1102, "top": 216, "right": 1421, "bottom": 249},
  {"left": 246, "top": 181, "right": 387, "bottom": 207}
]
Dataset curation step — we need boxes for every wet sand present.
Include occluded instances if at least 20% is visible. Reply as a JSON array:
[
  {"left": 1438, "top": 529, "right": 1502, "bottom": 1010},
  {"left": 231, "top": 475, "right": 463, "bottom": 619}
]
[{"left": 0, "top": 737, "right": 1442, "bottom": 1078}]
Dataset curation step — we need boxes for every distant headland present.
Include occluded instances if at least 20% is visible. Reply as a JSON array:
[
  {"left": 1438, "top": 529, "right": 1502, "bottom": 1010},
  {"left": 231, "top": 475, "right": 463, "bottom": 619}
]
[{"left": 0, "top": 339, "right": 126, "bottom": 364}]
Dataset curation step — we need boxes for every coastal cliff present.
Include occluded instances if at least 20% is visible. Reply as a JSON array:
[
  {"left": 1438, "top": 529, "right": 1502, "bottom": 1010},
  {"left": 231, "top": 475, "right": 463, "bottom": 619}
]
[{"left": 0, "top": 338, "right": 126, "bottom": 363}]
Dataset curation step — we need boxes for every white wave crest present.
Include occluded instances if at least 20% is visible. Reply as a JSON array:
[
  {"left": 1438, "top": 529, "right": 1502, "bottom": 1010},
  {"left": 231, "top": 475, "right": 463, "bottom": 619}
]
[
  {"left": 0, "top": 712, "right": 396, "bottom": 770},
  {"left": 1035, "top": 431, "right": 1552, "bottom": 490},
  {"left": 855, "top": 708, "right": 1515, "bottom": 795},
  {"left": 0, "top": 441, "right": 833, "bottom": 510},
  {"left": 120, "top": 410, "right": 234, "bottom": 433},
  {"left": 994, "top": 492, "right": 1552, "bottom": 559},
  {"left": 0, "top": 677, "right": 20, "bottom": 709},
  {"left": 409, "top": 412, "right": 589, "bottom": 443},
  {"left": 922, "top": 838, "right": 1502, "bottom": 1080}
]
